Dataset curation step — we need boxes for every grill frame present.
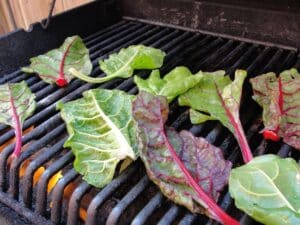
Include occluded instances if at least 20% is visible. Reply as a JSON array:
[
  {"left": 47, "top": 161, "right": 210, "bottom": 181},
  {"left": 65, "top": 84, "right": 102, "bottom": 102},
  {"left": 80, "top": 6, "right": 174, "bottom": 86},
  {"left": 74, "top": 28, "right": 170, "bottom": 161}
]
[
  {"left": 119, "top": 0, "right": 300, "bottom": 50},
  {"left": 0, "top": 1, "right": 299, "bottom": 225}
]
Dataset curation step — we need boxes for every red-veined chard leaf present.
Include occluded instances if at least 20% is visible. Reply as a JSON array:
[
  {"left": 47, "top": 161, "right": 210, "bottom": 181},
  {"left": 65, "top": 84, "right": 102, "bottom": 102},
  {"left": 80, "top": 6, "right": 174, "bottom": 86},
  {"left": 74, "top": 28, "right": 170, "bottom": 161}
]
[
  {"left": 57, "top": 89, "right": 138, "bottom": 188},
  {"left": 178, "top": 70, "right": 253, "bottom": 163},
  {"left": 133, "top": 91, "right": 239, "bottom": 225},
  {"left": 69, "top": 45, "right": 166, "bottom": 83},
  {"left": 0, "top": 81, "right": 36, "bottom": 157},
  {"left": 250, "top": 68, "right": 300, "bottom": 150},
  {"left": 229, "top": 154, "right": 300, "bottom": 225},
  {"left": 134, "top": 67, "right": 203, "bottom": 102},
  {"left": 22, "top": 35, "right": 92, "bottom": 87}
]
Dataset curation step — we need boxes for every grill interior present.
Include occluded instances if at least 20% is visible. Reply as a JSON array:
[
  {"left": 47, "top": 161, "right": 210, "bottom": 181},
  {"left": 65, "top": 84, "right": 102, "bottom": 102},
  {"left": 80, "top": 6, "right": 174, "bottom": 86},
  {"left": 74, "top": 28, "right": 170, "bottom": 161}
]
[{"left": 0, "top": 1, "right": 299, "bottom": 225}]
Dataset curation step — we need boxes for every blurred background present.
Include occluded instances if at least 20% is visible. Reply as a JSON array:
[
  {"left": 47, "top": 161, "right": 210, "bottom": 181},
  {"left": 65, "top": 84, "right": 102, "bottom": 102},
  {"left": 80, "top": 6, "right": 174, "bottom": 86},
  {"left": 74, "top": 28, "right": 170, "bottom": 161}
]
[{"left": 0, "top": 0, "right": 93, "bottom": 35}]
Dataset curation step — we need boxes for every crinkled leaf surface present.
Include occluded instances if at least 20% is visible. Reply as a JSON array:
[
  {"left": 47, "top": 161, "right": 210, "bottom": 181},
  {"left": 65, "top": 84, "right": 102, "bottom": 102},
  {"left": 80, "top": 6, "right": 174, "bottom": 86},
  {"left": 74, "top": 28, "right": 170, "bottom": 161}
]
[
  {"left": 22, "top": 35, "right": 92, "bottom": 87},
  {"left": 100, "top": 45, "right": 165, "bottom": 79},
  {"left": 250, "top": 68, "right": 300, "bottom": 149},
  {"left": 134, "top": 67, "right": 203, "bottom": 102},
  {"left": 57, "top": 89, "right": 138, "bottom": 188},
  {"left": 133, "top": 91, "right": 236, "bottom": 224},
  {"left": 178, "top": 70, "right": 252, "bottom": 163},
  {"left": 229, "top": 154, "right": 300, "bottom": 225},
  {"left": 0, "top": 81, "right": 36, "bottom": 157}
]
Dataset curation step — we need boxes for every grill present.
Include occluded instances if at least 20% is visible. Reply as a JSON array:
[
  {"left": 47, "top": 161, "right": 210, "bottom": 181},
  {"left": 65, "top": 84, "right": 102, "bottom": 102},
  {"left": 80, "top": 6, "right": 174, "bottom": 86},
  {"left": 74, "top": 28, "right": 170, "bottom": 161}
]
[{"left": 0, "top": 1, "right": 299, "bottom": 225}]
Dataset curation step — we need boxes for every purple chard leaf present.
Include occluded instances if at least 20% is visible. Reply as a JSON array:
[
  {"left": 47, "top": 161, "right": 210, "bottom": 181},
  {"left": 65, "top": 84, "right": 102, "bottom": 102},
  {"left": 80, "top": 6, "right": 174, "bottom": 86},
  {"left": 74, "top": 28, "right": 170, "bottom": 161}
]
[{"left": 132, "top": 91, "right": 239, "bottom": 225}]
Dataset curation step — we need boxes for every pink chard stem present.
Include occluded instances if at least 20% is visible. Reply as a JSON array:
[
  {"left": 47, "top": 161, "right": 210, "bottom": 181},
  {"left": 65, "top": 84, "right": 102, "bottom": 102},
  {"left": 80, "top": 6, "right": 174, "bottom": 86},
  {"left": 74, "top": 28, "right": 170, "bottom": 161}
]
[
  {"left": 262, "top": 76, "right": 283, "bottom": 141},
  {"left": 232, "top": 120, "right": 253, "bottom": 163},
  {"left": 57, "top": 39, "right": 76, "bottom": 87},
  {"left": 263, "top": 77, "right": 282, "bottom": 141},
  {"left": 160, "top": 122, "right": 240, "bottom": 225},
  {"left": 9, "top": 88, "right": 23, "bottom": 158},
  {"left": 216, "top": 86, "right": 253, "bottom": 163}
]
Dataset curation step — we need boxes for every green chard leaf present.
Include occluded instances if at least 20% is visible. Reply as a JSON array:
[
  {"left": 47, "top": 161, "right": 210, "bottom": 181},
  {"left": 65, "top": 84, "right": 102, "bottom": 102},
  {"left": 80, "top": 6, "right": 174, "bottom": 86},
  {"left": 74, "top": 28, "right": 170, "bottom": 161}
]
[
  {"left": 178, "top": 70, "right": 253, "bottom": 163},
  {"left": 22, "top": 35, "right": 92, "bottom": 87},
  {"left": 57, "top": 89, "right": 138, "bottom": 188},
  {"left": 250, "top": 68, "right": 300, "bottom": 150},
  {"left": 69, "top": 45, "right": 166, "bottom": 84},
  {"left": 133, "top": 91, "right": 239, "bottom": 225},
  {"left": 229, "top": 154, "right": 300, "bottom": 225},
  {"left": 0, "top": 81, "right": 36, "bottom": 157},
  {"left": 134, "top": 67, "right": 203, "bottom": 102}
]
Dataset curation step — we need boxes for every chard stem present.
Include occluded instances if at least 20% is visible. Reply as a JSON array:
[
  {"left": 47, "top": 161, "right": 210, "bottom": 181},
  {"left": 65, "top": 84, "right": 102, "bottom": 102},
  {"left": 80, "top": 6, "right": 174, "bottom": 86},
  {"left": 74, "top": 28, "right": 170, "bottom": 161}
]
[
  {"left": 69, "top": 68, "right": 112, "bottom": 84},
  {"left": 235, "top": 121, "right": 253, "bottom": 163},
  {"left": 215, "top": 83, "right": 253, "bottom": 163},
  {"left": 160, "top": 121, "right": 240, "bottom": 225},
  {"left": 9, "top": 87, "right": 22, "bottom": 157}
]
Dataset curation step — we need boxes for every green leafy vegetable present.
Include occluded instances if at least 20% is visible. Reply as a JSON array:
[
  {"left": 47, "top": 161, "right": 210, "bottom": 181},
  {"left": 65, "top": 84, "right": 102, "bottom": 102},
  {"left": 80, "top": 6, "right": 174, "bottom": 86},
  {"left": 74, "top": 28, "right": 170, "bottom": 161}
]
[
  {"left": 134, "top": 67, "right": 203, "bottom": 102},
  {"left": 22, "top": 35, "right": 92, "bottom": 87},
  {"left": 133, "top": 91, "right": 239, "bottom": 225},
  {"left": 178, "top": 70, "right": 253, "bottom": 163},
  {"left": 57, "top": 89, "right": 138, "bottom": 188},
  {"left": 250, "top": 68, "right": 300, "bottom": 150},
  {"left": 0, "top": 81, "right": 36, "bottom": 157},
  {"left": 229, "top": 154, "right": 300, "bottom": 225},
  {"left": 69, "top": 45, "right": 166, "bottom": 83}
]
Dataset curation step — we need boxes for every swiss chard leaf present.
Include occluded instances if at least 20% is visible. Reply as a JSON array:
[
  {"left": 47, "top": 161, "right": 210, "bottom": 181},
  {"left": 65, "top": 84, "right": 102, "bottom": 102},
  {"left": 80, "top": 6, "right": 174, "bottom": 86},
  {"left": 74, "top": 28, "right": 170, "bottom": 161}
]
[
  {"left": 57, "top": 89, "right": 138, "bottom": 188},
  {"left": 69, "top": 45, "right": 166, "bottom": 84},
  {"left": 229, "top": 154, "right": 300, "bottom": 225},
  {"left": 133, "top": 91, "right": 239, "bottom": 225},
  {"left": 178, "top": 70, "right": 253, "bottom": 163},
  {"left": 22, "top": 35, "right": 92, "bottom": 87},
  {"left": 100, "top": 45, "right": 165, "bottom": 77},
  {"left": 134, "top": 67, "right": 203, "bottom": 102},
  {"left": 250, "top": 68, "right": 300, "bottom": 150},
  {"left": 0, "top": 81, "right": 36, "bottom": 157}
]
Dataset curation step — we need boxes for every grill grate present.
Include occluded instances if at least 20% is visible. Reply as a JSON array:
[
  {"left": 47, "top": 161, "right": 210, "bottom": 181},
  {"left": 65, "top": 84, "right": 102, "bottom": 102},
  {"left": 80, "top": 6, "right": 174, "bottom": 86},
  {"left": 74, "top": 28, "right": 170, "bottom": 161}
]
[{"left": 0, "top": 19, "right": 299, "bottom": 225}]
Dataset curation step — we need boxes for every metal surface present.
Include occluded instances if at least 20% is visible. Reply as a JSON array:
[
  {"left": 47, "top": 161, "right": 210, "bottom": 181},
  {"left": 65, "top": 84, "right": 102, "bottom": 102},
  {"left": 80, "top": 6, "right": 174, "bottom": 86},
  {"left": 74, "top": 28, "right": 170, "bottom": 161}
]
[
  {"left": 0, "top": 1, "right": 299, "bottom": 225},
  {"left": 119, "top": 0, "right": 300, "bottom": 50}
]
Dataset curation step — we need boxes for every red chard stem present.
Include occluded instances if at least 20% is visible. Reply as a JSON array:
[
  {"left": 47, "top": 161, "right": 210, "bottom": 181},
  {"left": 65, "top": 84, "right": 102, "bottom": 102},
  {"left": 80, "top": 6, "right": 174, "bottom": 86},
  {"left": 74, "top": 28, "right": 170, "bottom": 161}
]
[
  {"left": 9, "top": 89, "right": 23, "bottom": 157},
  {"left": 57, "top": 38, "right": 76, "bottom": 87},
  {"left": 160, "top": 121, "right": 240, "bottom": 225},
  {"left": 216, "top": 86, "right": 253, "bottom": 163}
]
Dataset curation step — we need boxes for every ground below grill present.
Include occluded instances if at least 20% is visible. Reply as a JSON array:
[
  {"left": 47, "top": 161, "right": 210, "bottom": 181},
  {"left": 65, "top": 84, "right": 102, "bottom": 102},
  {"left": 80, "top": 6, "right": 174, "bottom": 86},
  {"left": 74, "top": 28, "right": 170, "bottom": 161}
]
[{"left": 0, "top": 19, "right": 299, "bottom": 225}]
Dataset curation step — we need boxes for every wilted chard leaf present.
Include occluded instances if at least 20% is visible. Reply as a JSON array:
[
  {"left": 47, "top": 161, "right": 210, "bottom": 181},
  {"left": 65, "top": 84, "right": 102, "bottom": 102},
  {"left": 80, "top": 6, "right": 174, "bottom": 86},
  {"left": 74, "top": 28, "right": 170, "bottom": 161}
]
[
  {"left": 250, "top": 68, "right": 300, "bottom": 150},
  {"left": 229, "top": 154, "right": 300, "bottom": 225},
  {"left": 0, "top": 81, "right": 36, "bottom": 157},
  {"left": 178, "top": 70, "right": 253, "bottom": 163},
  {"left": 57, "top": 89, "right": 138, "bottom": 188},
  {"left": 134, "top": 67, "right": 203, "bottom": 102},
  {"left": 133, "top": 91, "right": 239, "bottom": 225},
  {"left": 69, "top": 45, "right": 166, "bottom": 83},
  {"left": 22, "top": 35, "right": 92, "bottom": 87}
]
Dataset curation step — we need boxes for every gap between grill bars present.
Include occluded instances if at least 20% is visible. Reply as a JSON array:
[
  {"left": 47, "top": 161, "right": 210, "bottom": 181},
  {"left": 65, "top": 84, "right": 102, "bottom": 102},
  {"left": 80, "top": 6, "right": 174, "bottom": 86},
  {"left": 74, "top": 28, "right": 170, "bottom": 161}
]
[{"left": 0, "top": 19, "right": 299, "bottom": 225}]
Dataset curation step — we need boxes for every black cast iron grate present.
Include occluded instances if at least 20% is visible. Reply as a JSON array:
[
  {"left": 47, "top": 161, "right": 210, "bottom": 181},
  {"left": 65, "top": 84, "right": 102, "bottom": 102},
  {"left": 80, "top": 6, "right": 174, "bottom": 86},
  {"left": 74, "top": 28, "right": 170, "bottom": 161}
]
[{"left": 0, "top": 19, "right": 299, "bottom": 225}]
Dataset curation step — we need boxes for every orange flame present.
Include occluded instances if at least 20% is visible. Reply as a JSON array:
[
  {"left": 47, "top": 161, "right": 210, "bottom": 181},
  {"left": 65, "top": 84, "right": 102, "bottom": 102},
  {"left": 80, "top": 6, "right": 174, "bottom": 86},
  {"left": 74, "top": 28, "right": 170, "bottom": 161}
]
[
  {"left": 1, "top": 126, "right": 89, "bottom": 222},
  {"left": 0, "top": 126, "right": 34, "bottom": 152}
]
